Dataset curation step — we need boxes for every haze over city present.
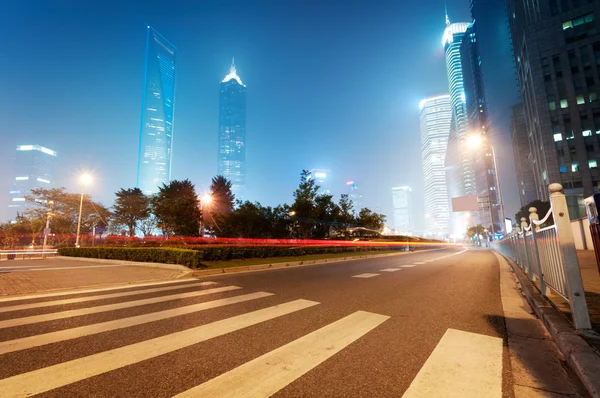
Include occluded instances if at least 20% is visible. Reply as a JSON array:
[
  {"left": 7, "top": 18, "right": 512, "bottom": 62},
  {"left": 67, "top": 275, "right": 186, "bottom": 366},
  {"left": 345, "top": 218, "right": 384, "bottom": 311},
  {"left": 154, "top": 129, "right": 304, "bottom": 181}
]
[{"left": 0, "top": 0, "right": 520, "bottom": 228}]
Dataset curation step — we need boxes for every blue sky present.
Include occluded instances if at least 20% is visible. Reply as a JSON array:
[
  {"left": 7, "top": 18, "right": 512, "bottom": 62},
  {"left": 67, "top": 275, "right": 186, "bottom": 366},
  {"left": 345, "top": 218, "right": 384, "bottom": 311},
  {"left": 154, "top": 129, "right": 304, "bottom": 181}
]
[{"left": 0, "top": 0, "right": 520, "bottom": 227}]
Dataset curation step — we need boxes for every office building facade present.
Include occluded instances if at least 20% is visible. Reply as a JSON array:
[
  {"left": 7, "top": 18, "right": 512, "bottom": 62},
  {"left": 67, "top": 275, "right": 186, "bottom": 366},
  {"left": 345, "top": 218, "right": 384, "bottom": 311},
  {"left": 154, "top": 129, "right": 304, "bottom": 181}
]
[
  {"left": 392, "top": 186, "right": 412, "bottom": 234},
  {"left": 305, "top": 169, "right": 332, "bottom": 196},
  {"left": 8, "top": 145, "right": 57, "bottom": 218},
  {"left": 507, "top": 0, "right": 600, "bottom": 218},
  {"left": 511, "top": 104, "right": 537, "bottom": 206},
  {"left": 346, "top": 180, "right": 363, "bottom": 213},
  {"left": 137, "top": 26, "right": 177, "bottom": 195},
  {"left": 218, "top": 60, "right": 247, "bottom": 199},
  {"left": 419, "top": 94, "right": 452, "bottom": 235}
]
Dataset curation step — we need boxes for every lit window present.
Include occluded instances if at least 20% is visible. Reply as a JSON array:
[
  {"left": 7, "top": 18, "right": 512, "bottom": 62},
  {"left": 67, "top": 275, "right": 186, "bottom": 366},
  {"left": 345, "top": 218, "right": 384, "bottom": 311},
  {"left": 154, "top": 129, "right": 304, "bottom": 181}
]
[
  {"left": 563, "top": 21, "right": 573, "bottom": 30},
  {"left": 549, "top": 101, "right": 557, "bottom": 110},
  {"left": 36, "top": 178, "right": 50, "bottom": 184},
  {"left": 566, "top": 131, "right": 575, "bottom": 140},
  {"left": 15, "top": 176, "right": 29, "bottom": 181},
  {"left": 572, "top": 162, "right": 580, "bottom": 172},
  {"left": 590, "top": 159, "right": 598, "bottom": 169},
  {"left": 553, "top": 133, "right": 563, "bottom": 141},
  {"left": 583, "top": 130, "right": 592, "bottom": 136},
  {"left": 560, "top": 99, "right": 569, "bottom": 108},
  {"left": 560, "top": 165, "right": 568, "bottom": 173},
  {"left": 543, "top": 170, "right": 548, "bottom": 180},
  {"left": 12, "top": 198, "right": 25, "bottom": 202},
  {"left": 590, "top": 92, "right": 597, "bottom": 102},
  {"left": 577, "top": 95, "right": 585, "bottom": 104}
]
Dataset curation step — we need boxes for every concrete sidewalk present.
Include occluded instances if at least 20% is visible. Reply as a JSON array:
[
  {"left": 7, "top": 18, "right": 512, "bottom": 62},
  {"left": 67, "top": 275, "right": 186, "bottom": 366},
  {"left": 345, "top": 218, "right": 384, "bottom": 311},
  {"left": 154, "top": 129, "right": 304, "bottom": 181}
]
[{"left": 0, "top": 258, "right": 190, "bottom": 296}]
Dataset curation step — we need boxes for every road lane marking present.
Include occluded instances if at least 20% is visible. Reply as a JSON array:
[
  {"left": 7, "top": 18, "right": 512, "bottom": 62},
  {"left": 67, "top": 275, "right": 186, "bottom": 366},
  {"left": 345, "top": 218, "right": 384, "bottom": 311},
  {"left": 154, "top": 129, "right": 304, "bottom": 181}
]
[
  {"left": 0, "top": 292, "right": 274, "bottom": 355},
  {"left": 414, "top": 262, "right": 426, "bottom": 265},
  {"left": 0, "top": 299, "right": 319, "bottom": 398},
  {"left": 174, "top": 310, "right": 390, "bottom": 398},
  {"left": 380, "top": 268, "right": 403, "bottom": 272},
  {"left": 0, "top": 282, "right": 217, "bottom": 313},
  {"left": 352, "top": 273, "right": 379, "bottom": 278},
  {"left": 0, "top": 279, "right": 206, "bottom": 304},
  {"left": 400, "top": 265, "right": 418, "bottom": 268},
  {"left": 402, "top": 328, "right": 502, "bottom": 398},
  {"left": 0, "top": 286, "right": 241, "bottom": 329}
]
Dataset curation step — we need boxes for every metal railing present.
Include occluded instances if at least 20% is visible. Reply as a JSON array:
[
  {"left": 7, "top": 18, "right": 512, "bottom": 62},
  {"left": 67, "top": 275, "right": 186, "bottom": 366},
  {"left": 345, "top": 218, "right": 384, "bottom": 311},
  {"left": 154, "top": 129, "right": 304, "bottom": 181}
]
[
  {"left": 492, "top": 183, "right": 591, "bottom": 329},
  {"left": 0, "top": 250, "right": 58, "bottom": 261}
]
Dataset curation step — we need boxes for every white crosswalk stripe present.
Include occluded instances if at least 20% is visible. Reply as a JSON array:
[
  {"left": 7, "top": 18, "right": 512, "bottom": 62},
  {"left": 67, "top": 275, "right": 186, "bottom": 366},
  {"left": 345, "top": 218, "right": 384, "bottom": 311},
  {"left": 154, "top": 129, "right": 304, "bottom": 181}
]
[
  {"left": 0, "top": 285, "right": 241, "bottom": 329},
  {"left": 0, "top": 278, "right": 206, "bottom": 303},
  {"left": 400, "top": 264, "right": 418, "bottom": 268},
  {"left": 352, "top": 273, "right": 379, "bottom": 278},
  {"left": 0, "top": 281, "right": 216, "bottom": 313},
  {"left": 174, "top": 311, "right": 389, "bottom": 398},
  {"left": 380, "top": 268, "right": 403, "bottom": 272}
]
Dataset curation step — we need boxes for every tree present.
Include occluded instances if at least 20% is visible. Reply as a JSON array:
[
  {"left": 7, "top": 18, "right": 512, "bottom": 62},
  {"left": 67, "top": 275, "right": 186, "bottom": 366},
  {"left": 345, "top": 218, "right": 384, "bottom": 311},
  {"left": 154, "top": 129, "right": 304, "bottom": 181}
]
[
  {"left": 206, "top": 176, "right": 236, "bottom": 236},
  {"left": 357, "top": 208, "right": 386, "bottom": 231},
  {"left": 334, "top": 194, "right": 357, "bottom": 237},
  {"left": 151, "top": 180, "right": 201, "bottom": 236},
  {"left": 112, "top": 188, "right": 150, "bottom": 237},
  {"left": 312, "top": 194, "right": 339, "bottom": 238},
  {"left": 466, "top": 224, "right": 486, "bottom": 238},
  {"left": 291, "top": 170, "right": 319, "bottom": 238},
  {"left": 515, "top": 200, "right": 552, "bottom": 227},
  {"left": 24, "top": 188, "right": 111, "bottom": 243}
]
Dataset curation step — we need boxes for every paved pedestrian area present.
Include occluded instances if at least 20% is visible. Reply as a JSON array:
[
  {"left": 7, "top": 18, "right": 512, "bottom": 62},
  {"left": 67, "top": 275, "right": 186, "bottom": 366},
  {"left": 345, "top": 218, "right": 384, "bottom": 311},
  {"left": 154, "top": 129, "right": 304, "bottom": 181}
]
[{"left": 0, "top": 259, "right": 187, "bottom": 297}]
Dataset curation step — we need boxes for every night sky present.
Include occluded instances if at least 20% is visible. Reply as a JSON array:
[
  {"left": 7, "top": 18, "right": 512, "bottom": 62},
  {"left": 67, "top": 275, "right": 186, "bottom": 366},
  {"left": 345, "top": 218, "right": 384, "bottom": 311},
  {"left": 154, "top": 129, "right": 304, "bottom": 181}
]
[{"left": 0, "top": 0, "right": 520, "bottom": 228}]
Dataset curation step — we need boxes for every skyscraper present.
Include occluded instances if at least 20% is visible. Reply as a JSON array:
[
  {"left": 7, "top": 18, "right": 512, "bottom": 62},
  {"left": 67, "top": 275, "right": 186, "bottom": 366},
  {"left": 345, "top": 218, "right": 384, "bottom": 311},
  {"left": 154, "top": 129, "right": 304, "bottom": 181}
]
[
  {"left": 392, "top": 186, "right": 412, "bottom": 235},
  {"left": 305, "top": 169, "right": 331, "bottom": 195},
  {"left": 346, "top": 180, "right": 363, "bottom": 213},
  {"left": 419, "top": 95, "right": 452, "bottom": 235},
  {"left": 137, "top": 26, "right": 177, "bottom": 195},
  {"left": 8, "top": 145, "right": 57, "bottom": 218},
  {"left": 442, "top": 16, "right": 473, "bottom": 236},
  {"left": 460, "top": 21, "right": 502, "bottom": 232},
  {"left": 218, "top": 60, "right": 247, "bottom": 199},
  {"left": 507, "top": 1, "right": 600, "bottom": 218},
  {"left": 511, "top": 104, "right": 537, "bottom": 207}
]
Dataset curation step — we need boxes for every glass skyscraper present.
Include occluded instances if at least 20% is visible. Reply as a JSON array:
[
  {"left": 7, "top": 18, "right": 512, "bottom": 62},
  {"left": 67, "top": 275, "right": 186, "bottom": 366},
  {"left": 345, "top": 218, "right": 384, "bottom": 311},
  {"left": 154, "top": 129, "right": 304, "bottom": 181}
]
[
  {"left": 9, "top": 145, "right": 57, "bottom": 218},
  {"left": 442, "top": 18, "right": 473, "bottom": 236},
  {"left": 218, "top": 60, "right": 247, "bottom": 199},
  {"left": 419, "top": 95, "right": 452, "bottom": 236},
  {"left": 392, "top": 186, "right": 412, "bottom": 235},
  {"left": 137, "top": 26, "right": 176, "bottom": 195}
]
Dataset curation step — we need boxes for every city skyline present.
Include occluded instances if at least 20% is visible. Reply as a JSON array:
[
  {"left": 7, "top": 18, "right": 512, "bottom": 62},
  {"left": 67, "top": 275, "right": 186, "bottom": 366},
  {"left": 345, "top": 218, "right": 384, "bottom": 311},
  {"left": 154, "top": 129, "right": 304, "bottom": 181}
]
[{"left": 0, "top": 0, "right": 521, "bottom": 230}]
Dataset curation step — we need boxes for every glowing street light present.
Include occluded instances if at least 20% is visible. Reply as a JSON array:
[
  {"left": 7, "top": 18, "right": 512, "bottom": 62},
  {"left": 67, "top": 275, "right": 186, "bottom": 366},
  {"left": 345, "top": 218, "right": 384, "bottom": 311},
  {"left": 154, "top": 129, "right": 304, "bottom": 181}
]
[
  {"left": 75, "top": 173, "right": 93, "bottom": 248},
  {"left": 199, "top": 193, "right": 213, "bottom": 237},
  {"left": 466, "top": 134, "right": 506, "bottom": 235}
]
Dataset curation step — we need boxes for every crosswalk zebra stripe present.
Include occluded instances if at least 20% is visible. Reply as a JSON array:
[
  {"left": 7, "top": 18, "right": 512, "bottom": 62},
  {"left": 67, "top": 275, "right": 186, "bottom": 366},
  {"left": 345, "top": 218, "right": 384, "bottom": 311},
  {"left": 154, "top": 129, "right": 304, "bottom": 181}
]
[
  {"left": 0, "top": 299, "right": 319, "bottom": 398},
  {"left": 400, "top": 265, "right": 418, "bottom": 268},
  {"left": 401, "top": 329, "right": 502, "bottom": 398},
  {"left": 0, "top": 291, "right": 274, "bottom": 355},
  {"left": 380, "top": 268, "right": 403, "bottom": 272},
  {"left": 352, "top": 273, "right": 379, "bottom": 278},
  {"left": 0, "top": 281, "right": 217, "bottom": 313},
  {"left": 174, "top": 310, "right": 389, "bottom": 398},
  {"left": 0, "top": 285, "right": 241, "bottom": 329},
  {"left": 0, "top": 278, "right": 205, "bottom": 304}
]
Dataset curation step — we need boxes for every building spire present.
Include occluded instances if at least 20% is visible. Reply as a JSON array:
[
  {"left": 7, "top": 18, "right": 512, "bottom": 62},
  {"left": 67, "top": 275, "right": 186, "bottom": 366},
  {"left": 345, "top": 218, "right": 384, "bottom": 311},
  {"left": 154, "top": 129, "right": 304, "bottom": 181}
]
[
  {"left": 230, "top": 57, "right": 236, "bottom": 74},
  {"left": 445, "top": 0, "right": 450, "bottom": 26}
]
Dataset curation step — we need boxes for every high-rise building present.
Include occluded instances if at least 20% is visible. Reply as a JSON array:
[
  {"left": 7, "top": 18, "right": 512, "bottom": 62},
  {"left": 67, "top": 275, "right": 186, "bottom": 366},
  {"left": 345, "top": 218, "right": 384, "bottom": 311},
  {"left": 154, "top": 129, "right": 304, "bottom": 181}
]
[
  {"left": 137, "top": 26, "right": 177, "bottom": 196},
  {"left": 460, "top": 21, "right": 502, "bottom": 232},
  {"left": 507, "top": 1, "right": 600, "bottom": 218},
  {"left": 305, "top": 169, "right": 331, "bottom": 195},
  {"left": 8, "top": 145, "right": 57, "bottom": 218},
  {"left": 392, "top": 186, "right": 412, "bottom": 234},
  {"left": 218, "top": 60, "right": 247, "bottom": 200},
  {"left": 345, "top": 181, "right": 363, "bottom": 213},
  {"left": 442, "top": 17, "right": 474, "bottom": 236},
  {"left": 511, "top": 104, "right": 537, "bottom": 207},
  {"left": 419, "top": 94, "right": 452, "bottom": 235}
]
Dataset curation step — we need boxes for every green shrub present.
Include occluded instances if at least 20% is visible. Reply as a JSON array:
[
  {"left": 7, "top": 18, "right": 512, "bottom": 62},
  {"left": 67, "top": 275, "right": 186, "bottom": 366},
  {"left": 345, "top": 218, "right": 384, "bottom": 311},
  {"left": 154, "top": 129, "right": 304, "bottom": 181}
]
[{"left": 58, "top": 247, "right": 202, "bottom": 268}]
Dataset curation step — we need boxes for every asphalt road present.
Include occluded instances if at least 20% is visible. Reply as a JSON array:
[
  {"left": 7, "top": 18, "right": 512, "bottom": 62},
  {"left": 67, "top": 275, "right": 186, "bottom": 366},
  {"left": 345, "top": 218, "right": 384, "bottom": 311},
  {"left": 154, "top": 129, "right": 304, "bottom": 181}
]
[{"left": 0, "top": 248, "right": 520, "bottom": 397}]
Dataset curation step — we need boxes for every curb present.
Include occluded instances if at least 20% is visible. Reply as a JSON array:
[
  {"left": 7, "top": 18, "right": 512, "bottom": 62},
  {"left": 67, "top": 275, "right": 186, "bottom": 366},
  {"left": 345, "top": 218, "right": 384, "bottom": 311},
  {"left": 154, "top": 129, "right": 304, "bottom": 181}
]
[
  {"left": 191, "top": 248, "right": 445, "bottom": 277},
  {"left": 56, "top": 256, "right": 192, "bottom": 273},
  {"left": 496, "top": 252, "right": 600, "bottom": 398}
]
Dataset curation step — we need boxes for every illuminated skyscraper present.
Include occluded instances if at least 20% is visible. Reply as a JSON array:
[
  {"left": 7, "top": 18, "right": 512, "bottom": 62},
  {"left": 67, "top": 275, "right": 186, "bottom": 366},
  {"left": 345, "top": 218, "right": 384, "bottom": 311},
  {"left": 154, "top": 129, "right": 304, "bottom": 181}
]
[
  {"left": 218, "top": 60, "right": 247, "bottom": 199},
  {"left": 419, "top": 95, "right": 451, "bottom": 235},
  {"left": 137, "top": 26, "right": 176, "bottom": 195},
  {"left": 305, "top": 169, "right": 331, "bottom": 196},
  {"left": 392, "top": 186, "right": 412, "bottom": 234},
  {"left": 345, "top": 180, "right": 363, "bottom": 213},
  {"left": 8, "top": 145, "right": 57, "bottom": 218},
  {"left": 442, "top": 15, "right": 473, "bottom": 236}
]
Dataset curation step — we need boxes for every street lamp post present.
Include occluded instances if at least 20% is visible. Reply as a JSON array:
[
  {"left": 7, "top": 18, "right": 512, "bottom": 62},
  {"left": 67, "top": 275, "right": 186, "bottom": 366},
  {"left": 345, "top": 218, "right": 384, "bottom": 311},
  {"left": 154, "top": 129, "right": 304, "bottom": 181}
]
[
  {"left": 75, "top": 173, "right": 93, "bottom": 248},
  {"left": 467, "top": 134, "right": 506, "bottom": 235},
  {"left": 199, "top": 193, "right": 212, "bottom": 237}
]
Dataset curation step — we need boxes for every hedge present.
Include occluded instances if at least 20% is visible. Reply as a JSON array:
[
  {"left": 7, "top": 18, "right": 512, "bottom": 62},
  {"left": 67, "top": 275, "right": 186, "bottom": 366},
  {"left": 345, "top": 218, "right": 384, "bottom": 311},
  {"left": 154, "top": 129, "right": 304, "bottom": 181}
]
[{"left": 58, "top": 245, "right": 401, "bottom": 268}]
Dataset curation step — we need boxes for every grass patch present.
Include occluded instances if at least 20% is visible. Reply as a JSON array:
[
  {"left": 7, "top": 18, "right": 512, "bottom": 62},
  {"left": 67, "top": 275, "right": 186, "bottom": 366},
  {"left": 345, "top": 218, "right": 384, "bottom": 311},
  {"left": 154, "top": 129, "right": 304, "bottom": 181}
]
[{"left": 200, "top": 250, "right": 404, "bottom": 269}]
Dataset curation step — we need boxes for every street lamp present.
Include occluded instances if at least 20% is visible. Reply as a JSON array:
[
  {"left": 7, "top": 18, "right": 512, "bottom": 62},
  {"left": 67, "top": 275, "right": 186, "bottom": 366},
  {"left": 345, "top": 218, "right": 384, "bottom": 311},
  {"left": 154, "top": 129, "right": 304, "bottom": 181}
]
[
  {"left": 75, "top": 173, "right": 93, "bottom": 248},
  {"left": 199, "top": 193, "right": 212, "bottom": 237},
  {"left": 466, "top": 134, "right": 506, "bottom": 235},
  {"left": 42, "top": 200, "right": 54, "bottom": 254}
]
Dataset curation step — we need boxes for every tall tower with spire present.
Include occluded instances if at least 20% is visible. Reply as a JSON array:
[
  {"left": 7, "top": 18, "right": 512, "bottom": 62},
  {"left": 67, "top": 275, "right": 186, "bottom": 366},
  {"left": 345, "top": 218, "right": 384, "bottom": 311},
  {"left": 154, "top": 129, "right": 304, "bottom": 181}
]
[{"left": 218, "top": 59, "right": 247, "bottom": 200}]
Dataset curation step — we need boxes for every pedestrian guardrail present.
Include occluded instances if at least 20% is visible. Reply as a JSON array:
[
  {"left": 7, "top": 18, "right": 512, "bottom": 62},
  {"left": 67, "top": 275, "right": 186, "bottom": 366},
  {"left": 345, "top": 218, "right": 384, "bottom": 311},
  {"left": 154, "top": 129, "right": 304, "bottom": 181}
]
[
  {"left": 492, "top": 183, "right": 591, "bottom": 329},
  {"left": 0, "top": 250, "right": 58, "bottom": 261}
]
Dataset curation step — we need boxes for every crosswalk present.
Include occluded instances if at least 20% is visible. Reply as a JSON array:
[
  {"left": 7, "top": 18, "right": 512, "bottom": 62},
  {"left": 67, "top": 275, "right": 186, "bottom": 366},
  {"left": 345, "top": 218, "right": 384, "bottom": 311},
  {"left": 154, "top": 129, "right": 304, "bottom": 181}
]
[
  {"left": 0, "top": 277, "right": 390, "bottom": 397},
  {"left": 0, "top": 249, "right": 499, "bottom": 397}
]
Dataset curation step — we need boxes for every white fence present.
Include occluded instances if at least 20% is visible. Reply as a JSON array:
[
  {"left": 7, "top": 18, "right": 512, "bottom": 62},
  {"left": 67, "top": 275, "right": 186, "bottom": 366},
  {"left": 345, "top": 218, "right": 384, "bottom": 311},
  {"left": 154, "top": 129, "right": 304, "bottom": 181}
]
[
  {"left": 571, "top": 217, "right": 595, "bottom": 250},
  {"left": 492, "top": 183, "right": 591, "bottom": 329}
]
